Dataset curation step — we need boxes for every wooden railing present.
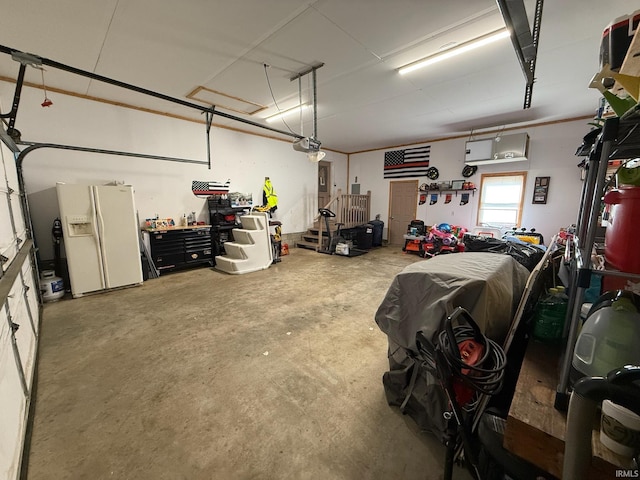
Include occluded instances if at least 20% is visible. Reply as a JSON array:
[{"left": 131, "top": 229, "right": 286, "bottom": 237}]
[{"left": 316, "top": 189, "right": 371, "bottom": 249}]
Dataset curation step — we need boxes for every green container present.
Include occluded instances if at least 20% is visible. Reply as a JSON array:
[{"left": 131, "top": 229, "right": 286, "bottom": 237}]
[{"left": 533, "top": 288, "right": 568, "bottom": 343}]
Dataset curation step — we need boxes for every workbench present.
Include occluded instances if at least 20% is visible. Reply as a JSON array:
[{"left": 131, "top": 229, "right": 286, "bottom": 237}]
[{"left": 503, "top": 340, "right": 632, "bottom": 479}]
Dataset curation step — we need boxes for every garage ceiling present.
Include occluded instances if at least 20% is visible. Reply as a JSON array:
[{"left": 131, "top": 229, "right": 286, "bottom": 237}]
[{"left": 0, "top": 0, "right": 636, "bottom": 153}]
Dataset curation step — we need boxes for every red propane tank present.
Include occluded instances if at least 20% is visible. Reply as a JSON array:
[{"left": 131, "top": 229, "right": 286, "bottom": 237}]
[{"left": 604, "top": 186, "right": 640, "bottom": 273}]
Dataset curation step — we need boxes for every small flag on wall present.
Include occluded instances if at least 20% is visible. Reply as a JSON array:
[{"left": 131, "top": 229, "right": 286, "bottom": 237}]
[
  {"left": 383, "top": 145, "right": 431, "bottom": 179},
  {"left": 191, "top": 179, "right": 231, "bottom": 196}
]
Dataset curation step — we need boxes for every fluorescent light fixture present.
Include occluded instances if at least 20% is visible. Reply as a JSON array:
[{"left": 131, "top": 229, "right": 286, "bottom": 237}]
[
  {"left": 265, "top": 104, "right": 309, "bottom": 123},
  {"left": 398, "top": 28, "right": 511, "bottom": 75}
]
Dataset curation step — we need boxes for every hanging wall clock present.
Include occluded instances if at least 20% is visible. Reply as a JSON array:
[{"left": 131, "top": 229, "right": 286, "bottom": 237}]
[
  {"left": 426, "top": 167, "right": 439, "bottom": 180},
  {"left": 462, "top": 165, "right": 477, "bottom": 178}
]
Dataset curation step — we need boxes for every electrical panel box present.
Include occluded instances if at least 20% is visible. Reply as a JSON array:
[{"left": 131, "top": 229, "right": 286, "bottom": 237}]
[{"left": 464, "top": 139, "right": 493, "bottom": 162}]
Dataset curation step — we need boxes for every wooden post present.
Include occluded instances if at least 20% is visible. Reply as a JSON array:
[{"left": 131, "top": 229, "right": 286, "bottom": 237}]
[{"left": 366, "top": 190, "right": 371, "bottom": 223}]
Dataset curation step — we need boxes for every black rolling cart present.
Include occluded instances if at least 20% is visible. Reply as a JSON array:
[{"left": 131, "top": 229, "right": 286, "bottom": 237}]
[{"left": 207, "top": 196, "right": 247, "bottom": 259}]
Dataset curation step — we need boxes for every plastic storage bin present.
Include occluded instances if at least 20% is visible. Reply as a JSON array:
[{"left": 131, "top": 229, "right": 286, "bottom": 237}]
[{"left": 533, "top": 287, "right": 568, "bottom": 343}]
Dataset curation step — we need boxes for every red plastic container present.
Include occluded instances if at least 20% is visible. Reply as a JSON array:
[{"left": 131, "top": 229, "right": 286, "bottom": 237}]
[{"left": 604, "top": 186, "right": 640, "bottom": 273}]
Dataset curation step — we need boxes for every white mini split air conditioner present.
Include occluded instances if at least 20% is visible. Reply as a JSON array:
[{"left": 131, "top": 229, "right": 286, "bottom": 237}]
[{"left": 464, "top": 133, "right": 529, "bottom": 166}]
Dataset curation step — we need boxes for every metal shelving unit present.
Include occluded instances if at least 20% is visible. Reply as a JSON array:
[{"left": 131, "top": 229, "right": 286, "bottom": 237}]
[{"left": 555, "top": 115, "right": 640, "bottom": 409}]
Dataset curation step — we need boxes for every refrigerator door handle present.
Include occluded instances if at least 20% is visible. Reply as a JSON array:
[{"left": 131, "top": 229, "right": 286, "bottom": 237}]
[{"left": 91, "top": 186, "right": 108, "bottom": 289}]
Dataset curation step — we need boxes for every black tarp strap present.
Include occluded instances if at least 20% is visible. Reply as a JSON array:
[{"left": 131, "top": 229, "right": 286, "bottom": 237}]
[{"left": 400, "top": 360, "right": 420, "bottom": 413}]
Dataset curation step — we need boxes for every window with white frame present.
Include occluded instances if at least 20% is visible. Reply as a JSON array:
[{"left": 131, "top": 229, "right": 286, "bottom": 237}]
[{"left": 477, "top": 172, "right": 527, "bottom": 227}]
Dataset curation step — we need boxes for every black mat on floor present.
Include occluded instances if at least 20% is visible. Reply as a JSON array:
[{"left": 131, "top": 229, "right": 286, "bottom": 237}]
[{"left": 338, "top": 248, "right": 368, "bottom": 257}]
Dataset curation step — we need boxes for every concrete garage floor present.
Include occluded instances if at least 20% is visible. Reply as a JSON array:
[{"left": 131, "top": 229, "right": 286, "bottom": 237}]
[{"left": 26, "top": 246, "right": 473, "bottom": 480}]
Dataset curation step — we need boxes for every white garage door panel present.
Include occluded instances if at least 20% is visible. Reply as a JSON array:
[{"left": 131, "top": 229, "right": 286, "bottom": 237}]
[
  {"left": 0, "top": 198, "right": 17, "bottom": 272},
  {"left": 10, "top": 193, "right": 26, "bottom": 243},
  {"left": 0, "top": 137, "right": 8, "bottom": 187},
  {"left": 0, "top": 97, "right": 34, "bottom": 480},
  {"left": 0, "top": 308, "right": 27, "bottom": 480},
  {"left": 0, "top": 129, "right": 24, "bottom": 271},
  {"left": 20, "top": 261, "right": 39, "bottom": 337},
  {"left": 1, "top": 146, "right": 20, "bottom": 192},
  {"left": 6, "top": 278, "right": 35, "bottom": 388}
]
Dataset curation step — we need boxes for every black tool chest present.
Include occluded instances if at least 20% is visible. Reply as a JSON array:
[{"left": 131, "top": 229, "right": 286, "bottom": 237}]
[{"left": 146, "top": 226, "right": 212, "bottom": 274}]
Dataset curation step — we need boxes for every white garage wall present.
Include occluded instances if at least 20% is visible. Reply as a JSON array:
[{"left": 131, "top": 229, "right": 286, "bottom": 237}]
[
  {"left": 348, "top": 119, "right": 591, "bottom": 244},
  {"left": 0, "top": 83, "right": 347, "bottom": 261},
  {"left": 4, "top": 80, "right": 592, "bottom": 255}
]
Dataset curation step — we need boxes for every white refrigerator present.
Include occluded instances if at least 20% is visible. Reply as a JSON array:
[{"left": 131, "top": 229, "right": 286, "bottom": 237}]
[{"left": 56, "top": 183, "right": 143, "bottom": 298}]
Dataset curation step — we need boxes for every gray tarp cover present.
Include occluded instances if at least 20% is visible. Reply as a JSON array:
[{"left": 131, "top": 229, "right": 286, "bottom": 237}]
[
  {"left": 375, "top": 252, "right": 530, "bottom": 349},
  {"left": 375, "top": 252, "right": 530, "bottom": 439}
]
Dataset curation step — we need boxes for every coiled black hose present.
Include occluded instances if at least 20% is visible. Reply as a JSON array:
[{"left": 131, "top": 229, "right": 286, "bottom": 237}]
[
  {"left": 416, "top": 306, "right": 507, "bottom": 408},
  {"left": 436, "top": 324, "right": 506, "bottom": 397}
]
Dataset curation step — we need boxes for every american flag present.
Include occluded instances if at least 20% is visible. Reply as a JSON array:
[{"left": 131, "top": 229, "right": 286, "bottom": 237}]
[
  {"left": 191, "top": 179, "right": 231, "bottom": 196},
  {"left": 383, "top": 145, "right": 430, "bottom": 179}
]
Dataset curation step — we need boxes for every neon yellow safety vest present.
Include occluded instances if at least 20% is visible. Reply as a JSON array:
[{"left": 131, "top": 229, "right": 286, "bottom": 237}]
[{"left": 263, "top": 178, "right": 278, "bottom": 210}]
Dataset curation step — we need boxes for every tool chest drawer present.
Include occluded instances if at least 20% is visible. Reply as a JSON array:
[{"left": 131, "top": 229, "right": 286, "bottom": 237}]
[{"left": 144, "top": 226, "right": 212, "bottom": 274}]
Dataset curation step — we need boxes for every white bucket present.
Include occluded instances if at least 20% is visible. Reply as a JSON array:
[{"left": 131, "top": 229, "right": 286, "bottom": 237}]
[
  {"left": 600, "top": 399, "right": 640, "bottom": 458},
  {"left": 335, "top": 243, "right": 350, "bottom": 256},
  {"left": 40, "top": 270, "right": 65, "bottom": 302}
]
